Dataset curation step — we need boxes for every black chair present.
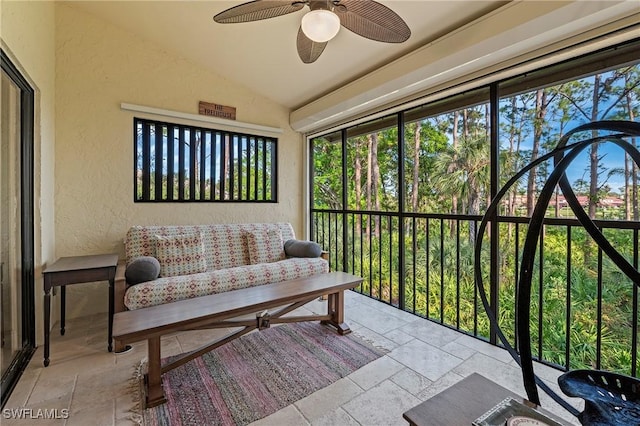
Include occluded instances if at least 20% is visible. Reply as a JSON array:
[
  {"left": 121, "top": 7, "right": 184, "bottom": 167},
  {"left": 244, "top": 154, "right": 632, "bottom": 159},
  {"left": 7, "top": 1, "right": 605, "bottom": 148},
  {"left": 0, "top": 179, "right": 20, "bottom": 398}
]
[{"left": 474, "top": 120, "right": 640, "bottom": 425}]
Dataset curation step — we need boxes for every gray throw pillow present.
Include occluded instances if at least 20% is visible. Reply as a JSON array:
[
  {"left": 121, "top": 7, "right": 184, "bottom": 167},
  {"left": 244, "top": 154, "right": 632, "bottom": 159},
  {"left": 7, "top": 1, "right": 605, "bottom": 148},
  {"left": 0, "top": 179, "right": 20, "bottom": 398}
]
[
  {"left": 284, "top": 239, "right": 322, "bottom": 258},
  {"left": 125, "top": 256, "right": 161, "bottom": 285}
]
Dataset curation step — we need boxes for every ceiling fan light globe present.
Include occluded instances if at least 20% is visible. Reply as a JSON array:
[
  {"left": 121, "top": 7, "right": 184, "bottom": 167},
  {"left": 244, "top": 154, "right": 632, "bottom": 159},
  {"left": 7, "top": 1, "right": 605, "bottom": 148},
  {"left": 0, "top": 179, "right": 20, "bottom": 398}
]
[{"left": 301, "top": 9, "right": 340, "bottom": 43}]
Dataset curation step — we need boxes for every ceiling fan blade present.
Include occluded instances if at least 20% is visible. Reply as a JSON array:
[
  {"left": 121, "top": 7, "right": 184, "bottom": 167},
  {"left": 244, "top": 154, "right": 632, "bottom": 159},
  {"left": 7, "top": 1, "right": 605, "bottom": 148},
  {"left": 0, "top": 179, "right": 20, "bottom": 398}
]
[
  {"left": 336, "top": 0, "right": 410, "bottom": 43},
  {"left": 214, "top": 1, "right": 305, "bottom": 23},
  {"left": 297, "top": 27, "right": 327, "bottom": 64}
]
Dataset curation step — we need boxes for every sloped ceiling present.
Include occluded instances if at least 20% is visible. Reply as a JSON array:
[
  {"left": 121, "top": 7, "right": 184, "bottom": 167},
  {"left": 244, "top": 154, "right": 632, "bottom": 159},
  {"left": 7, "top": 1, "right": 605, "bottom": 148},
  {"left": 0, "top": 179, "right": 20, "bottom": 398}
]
[
  {"left": 65, "top": 1, "right": 640, "bottom": 133},
  {"left": 64, "top": 0, "right": 507, "bottom": 108}
]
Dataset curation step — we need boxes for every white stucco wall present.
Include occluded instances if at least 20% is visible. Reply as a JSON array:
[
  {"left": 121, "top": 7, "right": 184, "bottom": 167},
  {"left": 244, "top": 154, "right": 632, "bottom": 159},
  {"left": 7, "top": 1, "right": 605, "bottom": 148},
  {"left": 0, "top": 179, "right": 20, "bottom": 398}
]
[
  {"left": 55, "top": 4, "right": 304, "bottom": 318},
  {"left": 1, "top": 0, "right": 56, "bottom": 345}
]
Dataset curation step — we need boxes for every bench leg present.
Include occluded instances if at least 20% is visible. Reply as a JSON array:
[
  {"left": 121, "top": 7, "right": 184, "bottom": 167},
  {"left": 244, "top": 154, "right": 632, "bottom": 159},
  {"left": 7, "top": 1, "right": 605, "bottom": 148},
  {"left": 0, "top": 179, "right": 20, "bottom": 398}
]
[
  {"left": 146, "top": 336, "right": 167, "bottom": 408},
  {"left": 324, "top": 290, "right": 351, "bottom": 335},
  {"left": 113, "top": 339, "right": 132, "bottom": 354}
]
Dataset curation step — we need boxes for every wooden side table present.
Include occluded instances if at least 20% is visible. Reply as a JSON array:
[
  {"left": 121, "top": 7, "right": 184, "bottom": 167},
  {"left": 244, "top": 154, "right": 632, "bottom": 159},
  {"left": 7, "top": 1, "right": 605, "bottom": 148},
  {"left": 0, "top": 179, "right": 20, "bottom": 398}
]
[{"left": 42, "top": 253, "right": 118, "bottom": 366}]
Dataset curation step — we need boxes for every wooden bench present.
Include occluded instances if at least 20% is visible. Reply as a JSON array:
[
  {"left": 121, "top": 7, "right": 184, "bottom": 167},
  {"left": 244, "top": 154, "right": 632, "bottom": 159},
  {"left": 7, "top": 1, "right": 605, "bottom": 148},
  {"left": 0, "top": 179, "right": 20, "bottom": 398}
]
[{"left": 112, "top": 271, "right": 363, "bottom": 408}]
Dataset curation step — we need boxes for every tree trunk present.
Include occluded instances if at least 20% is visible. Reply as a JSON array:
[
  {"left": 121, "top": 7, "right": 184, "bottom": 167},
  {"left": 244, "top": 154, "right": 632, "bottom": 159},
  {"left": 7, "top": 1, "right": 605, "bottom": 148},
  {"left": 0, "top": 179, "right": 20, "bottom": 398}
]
[
  {"left": 366, "top": 135, "right": 373, "bottom": 236},
  {"left": 510, "top": 115, "right": 524, "bottom": 219},
  {"left": 507, "top": 97, "right": 517, "bottom": 220},
  {"left": 450, "top": 112, "right": 459, "bottom": 238},
  {"left": 412, "top": 122, "right": 421, "bottom": 212},
  {"left": 452, "top": 111, "right": 459, "bottom": 215},
  {"left": 468, "top": 184, "right": 480, "bottom": 244},
  {"left": 555, "top": 119, "right": 568, "bottom": 219},
  {"left": 625, "top": 153, "right": 631, "bottom": 221},
  {"left": 588, "top": 74, "right": 601, "bottom": 220},
  {"left": 527, "top": 89, "right": 547, "bottom": 216},
  {"left": 355, "top": 139, "right": 363, "bottom": 233},
  {"left": 224, "top": 135, "right": 231, "bottom": 199},
  {"left": 370, "top": 133, "right": 381, "bottom": 236},
  {"left": 634, "top": 142, "right": 639, "bottom": 221},
  {"left": 463, "top": 109, "right": 469, "bottom": 139},
  {"left": 193, "top": 135, "right": 201, "bottom": 199},
  {"left": 485, "top": 104, "right": 490, "bottom": 141},
  {"left": 625, "top": 80, "right": 636, "bottom": 220}
]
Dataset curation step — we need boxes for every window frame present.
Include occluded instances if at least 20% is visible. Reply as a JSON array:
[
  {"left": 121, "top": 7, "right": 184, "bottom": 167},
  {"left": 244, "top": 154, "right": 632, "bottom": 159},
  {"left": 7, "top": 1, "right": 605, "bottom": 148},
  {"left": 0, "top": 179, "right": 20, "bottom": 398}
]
[{"left": 134, "top": 117, "right": 278, "bottom": 203}]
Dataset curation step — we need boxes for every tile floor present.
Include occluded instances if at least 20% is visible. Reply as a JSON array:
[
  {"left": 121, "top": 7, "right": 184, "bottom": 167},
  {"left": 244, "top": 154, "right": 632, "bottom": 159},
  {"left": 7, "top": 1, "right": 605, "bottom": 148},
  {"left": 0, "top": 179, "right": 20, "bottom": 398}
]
[{"left": 4, "top": 291, "right": 581, "bottom": 425}]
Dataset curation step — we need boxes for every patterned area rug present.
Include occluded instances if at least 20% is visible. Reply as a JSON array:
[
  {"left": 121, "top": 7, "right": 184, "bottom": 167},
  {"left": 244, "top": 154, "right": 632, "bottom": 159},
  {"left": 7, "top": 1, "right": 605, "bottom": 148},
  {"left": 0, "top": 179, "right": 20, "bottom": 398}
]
[{"left": 132, "top": 322, "right": 385, "bottom": 426}]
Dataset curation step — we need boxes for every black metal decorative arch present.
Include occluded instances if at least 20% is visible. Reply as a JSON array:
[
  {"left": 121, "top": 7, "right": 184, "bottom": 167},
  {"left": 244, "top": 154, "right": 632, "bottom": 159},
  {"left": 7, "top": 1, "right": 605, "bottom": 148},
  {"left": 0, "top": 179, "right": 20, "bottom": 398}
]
[{"left": 474, "top": 120, "right": 640, "bottom": 425}]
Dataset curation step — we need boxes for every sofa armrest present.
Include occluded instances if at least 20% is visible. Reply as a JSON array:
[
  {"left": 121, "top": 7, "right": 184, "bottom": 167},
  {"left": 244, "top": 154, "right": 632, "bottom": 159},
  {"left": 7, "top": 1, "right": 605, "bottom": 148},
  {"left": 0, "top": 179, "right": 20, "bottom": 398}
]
[
  {"left": 114, "top": 260, "right": 128, "bottom": 314},
  {"left": 320, "top": 251, "right": 331, "bottom": 299},
  {"left": 321, "top": 251, "right": 330, "bottom": 273}
]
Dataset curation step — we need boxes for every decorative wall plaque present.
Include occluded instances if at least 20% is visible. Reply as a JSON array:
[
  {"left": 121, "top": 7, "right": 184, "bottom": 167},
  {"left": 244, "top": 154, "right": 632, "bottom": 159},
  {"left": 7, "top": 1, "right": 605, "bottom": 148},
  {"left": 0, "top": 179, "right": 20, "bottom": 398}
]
[{"left": 199, "top": 101, "right": 236, "bottom": 120}]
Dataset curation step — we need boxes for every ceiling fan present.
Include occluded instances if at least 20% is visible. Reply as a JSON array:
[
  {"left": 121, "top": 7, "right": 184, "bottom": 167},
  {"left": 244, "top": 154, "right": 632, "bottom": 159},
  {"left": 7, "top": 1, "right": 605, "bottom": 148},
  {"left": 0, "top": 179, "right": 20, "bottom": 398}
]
[{"left": 213, "top": 0, "right": 411, "bottom": 64}]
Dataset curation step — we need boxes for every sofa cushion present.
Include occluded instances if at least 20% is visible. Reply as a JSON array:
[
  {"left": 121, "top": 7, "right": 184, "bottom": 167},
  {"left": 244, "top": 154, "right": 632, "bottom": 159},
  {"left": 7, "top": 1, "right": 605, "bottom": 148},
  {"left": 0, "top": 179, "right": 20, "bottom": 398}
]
[
  {"left": 125, "top": 256, "right": 161, "bottom": 285},
  {"left": 125, "top": 223, "right": 297, "bottom": 270},
  {"left": 124, "top": 257, "right": 330, "bottom": 310},
  {"left": 155, "top": 233, "right": 207, "bottom": 277},
  {"left": 284, "top": 239, "right": 322, "bottom": 258},
  {"left": 245, "top": 229, "right": 286, "bottom": 264}
]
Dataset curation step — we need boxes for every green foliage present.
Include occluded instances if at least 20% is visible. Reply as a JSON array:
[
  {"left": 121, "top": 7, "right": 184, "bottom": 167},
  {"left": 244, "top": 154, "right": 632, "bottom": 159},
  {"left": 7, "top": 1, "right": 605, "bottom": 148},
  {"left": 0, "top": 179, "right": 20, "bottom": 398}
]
[
  {"left": 311, "top": 61, "right": 640, "bottom": 376},
  {"left": 317, "top": 214, "right": 638, "bottom": 375}
]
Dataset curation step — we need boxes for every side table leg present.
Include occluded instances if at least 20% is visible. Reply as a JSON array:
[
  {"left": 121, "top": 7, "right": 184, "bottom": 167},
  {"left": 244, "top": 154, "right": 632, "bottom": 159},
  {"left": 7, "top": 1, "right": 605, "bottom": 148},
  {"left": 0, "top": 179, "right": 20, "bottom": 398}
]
[
  {"left": 60, "top": 286, "right": 66, "bottom": 336},
  {"left": 108, "top": 278, "right": 114, "bottom": 352},
  {"left": 44, "top": 289, "right": 51, "bottom": 367}
]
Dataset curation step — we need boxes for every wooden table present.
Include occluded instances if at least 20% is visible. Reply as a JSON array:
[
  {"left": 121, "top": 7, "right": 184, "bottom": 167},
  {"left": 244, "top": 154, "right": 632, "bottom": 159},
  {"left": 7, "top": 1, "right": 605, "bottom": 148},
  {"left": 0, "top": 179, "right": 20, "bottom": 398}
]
[
  {"left": 403, "top": 373, "right": 570, "bottom": 426},
  {"left": 42, "top": 253, "right": 118, "bottom": 366},
  {"left": 113, "top": 271, "right": 363, "bottom": 408}
]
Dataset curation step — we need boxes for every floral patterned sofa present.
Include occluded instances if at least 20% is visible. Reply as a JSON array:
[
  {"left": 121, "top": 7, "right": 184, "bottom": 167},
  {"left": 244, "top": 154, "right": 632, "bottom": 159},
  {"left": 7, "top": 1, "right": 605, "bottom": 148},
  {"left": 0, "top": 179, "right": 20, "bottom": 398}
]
[{"left": 114, "top": 223, "right": 329, "bottom": 313}]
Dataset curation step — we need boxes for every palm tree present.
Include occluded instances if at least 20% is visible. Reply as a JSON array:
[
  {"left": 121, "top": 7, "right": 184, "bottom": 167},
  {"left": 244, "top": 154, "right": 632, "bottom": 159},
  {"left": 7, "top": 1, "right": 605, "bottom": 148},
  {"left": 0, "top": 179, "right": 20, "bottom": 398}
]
[{"left": 432, "top": 134, "right": 491, "bottom": 242}]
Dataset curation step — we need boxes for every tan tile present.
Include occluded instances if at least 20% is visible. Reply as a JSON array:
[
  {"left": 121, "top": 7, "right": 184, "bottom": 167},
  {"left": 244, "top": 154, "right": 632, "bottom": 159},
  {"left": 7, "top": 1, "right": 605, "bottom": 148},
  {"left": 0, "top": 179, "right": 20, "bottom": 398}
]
[
  {"left": 384, "top": 328, "right": 415, "bottom": 345},
  {"left": 347, "top": 355, "right": 404, "bottom": 390},
  {"left": 28, "top": 374, "right": 76, "bottom": 405},
  {"left": 72, "top": 366, "right": 133, "bottom": 404},
  {"left": 351, "top": 326, "right": 398, "bottom": 351},
  {"left": 301, "top": 297, "right": 328, "bottom": 314},
  {"left": 116, "top": 418, "right": 140, "bottom": 426},
  {"left": 389, "top": 338, "right": 463, "bottom": 381},
  {"left": 41, "top": 349, "right": 116, "bottom": 376},
  {"left": 113, "top": 342, "right": 148, "bottom": 366},
  {"left": 25, "top": 394, "right": 73, "bottom": 421},
  {"left": 249, "top": 405, "right": 310, "bottom": 426},
  {"left": 86, "top": 313, "right": 109, "bottom": 330},
  {"left": 441, "top": 340, "right": 477, "bottom": 360},
  {"left": 295, "top": 377, "right": 363, "bottom": 421},
  {"left": 346, "top": 303, "right": 410, "bottom": 334},
  {"left": 67, "top": 399, "right": 114, "bottom": 426},
  {"left": 390, "top": 368, "right": 433, "bottom": 396},
  {"left": 342, "top": 380, "right": 421, "bottom": 425},
  {"left": 85, "top": 332, "right": 112, "bottom": 350},
  {"left": 311, "top": 407, "right": 359, "bottom": 426},
  {"left": 159, "top": 335, "right": 182, "bottom": 357},
  {"left": 4, "top": 368, "right": 41, "bottom": 407},
  {"left": 454, "top": 333, "right": 514, "bottom": 363},
  {"left": 452, "top": 352, "right": 523, "bottom": 394},
  {"left": 415, "top": 371, "right": 465, "bottom": 401},
  {"left": 48, "top": 337, "right": 98, "bottom": 357},
  {"left": 401, "top": 319, "right": 462, "bottom": 347},
  {"left": 53, "top": 316, "right": 94, "bottom": 336}
]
